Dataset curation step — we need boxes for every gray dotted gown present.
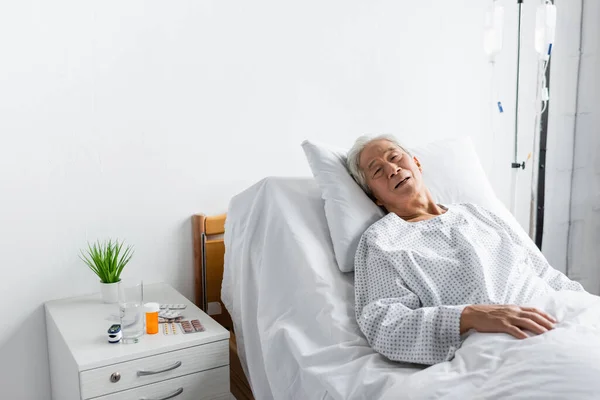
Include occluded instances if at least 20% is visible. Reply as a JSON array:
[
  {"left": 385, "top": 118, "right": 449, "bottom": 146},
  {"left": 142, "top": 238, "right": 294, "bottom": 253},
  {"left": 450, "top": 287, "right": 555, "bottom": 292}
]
[{"left": 354, "top": 203, "right": 584, "bottom": 366}]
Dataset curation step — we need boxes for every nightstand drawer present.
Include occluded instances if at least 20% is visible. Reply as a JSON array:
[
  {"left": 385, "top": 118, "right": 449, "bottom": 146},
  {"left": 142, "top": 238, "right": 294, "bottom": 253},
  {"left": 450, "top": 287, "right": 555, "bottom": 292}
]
[
  {"left": 93, "top": 366, "right": 230, "bottom": 400},
  {"left": 81, "top": 340, "right": 228, "bottom": 399}
]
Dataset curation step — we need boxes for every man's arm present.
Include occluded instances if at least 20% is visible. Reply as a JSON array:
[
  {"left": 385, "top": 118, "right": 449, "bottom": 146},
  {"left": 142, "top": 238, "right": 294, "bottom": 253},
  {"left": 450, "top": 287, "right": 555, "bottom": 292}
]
[
  {"left": 357, "top": 294, "right": 559, "bottom": 365},
  {"left": 481, "top": 205, "right": 584, "bottom": 292},
  {"left": 460, "top": 304, "right": 556, "bottom": 338},
  {"left": 354, "top": 234, "right": 466, "bottom": 365},
  {"left": 357, "top": 295, "right": 466, "bottom": 365},
  {"left": 532, "top": 259, "right": 585, "bottom": 292}
]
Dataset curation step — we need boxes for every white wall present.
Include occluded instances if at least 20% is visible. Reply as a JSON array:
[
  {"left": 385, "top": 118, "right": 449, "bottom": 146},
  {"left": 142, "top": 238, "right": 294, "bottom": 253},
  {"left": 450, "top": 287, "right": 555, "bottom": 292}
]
[
  {"left": 544, "top": 0, "right": 600, "bottom": 291},
  {"left": 543, "top": 0, "right": 583, "bottom": 274},
  {"left": 0, "top": 1, "right": 539, "bottom": 398},
  {"left": 569, "top": 0, "right": 600, "bottom": 292}
]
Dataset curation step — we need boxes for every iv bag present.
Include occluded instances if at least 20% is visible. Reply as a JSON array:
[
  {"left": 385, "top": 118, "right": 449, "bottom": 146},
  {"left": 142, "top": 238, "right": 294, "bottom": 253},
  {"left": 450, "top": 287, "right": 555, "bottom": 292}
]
[
  {"left": 535, "top": 3, "right": 557, "bottom": 59},
  {"left": 484, "top": 4, "right": 504, "bottom": 58}
]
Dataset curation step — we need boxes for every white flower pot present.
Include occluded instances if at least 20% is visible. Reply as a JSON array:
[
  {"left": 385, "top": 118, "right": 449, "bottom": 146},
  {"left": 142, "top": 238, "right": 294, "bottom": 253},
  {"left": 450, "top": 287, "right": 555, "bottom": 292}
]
[{"left": 100, "top": 281, "right": 120, "bottom": 304}]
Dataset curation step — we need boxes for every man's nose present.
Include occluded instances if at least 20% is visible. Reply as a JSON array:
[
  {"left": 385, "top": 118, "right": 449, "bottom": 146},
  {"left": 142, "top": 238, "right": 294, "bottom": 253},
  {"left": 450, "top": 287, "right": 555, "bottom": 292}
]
[{"left": 385, "top": 162, "right": 401, "bottom": 178}]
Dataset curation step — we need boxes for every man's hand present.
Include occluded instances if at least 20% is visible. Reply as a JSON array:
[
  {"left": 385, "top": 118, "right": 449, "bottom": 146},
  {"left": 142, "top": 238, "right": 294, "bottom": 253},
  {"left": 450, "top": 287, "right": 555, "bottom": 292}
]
[{"left": 460, "top": 305, "right": 557, "bottom": 339}]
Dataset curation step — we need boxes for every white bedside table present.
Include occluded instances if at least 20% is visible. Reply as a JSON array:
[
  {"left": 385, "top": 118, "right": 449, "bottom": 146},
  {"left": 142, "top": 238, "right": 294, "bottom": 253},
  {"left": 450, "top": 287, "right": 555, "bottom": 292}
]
[{"left": 45, "top": 282, "right": 231, "bottom": 400}]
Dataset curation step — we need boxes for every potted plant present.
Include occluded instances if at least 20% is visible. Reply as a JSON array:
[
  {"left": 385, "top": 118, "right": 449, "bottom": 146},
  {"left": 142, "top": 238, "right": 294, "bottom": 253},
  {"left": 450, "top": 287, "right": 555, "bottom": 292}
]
[{"left": 80, "top": 239, "right": 134, "bottom": 303}]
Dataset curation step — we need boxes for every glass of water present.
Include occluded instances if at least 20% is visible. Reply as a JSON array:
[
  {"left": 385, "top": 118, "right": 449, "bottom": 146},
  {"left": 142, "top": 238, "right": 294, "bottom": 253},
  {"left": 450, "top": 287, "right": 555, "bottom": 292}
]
[{"left": 118, "top": 281, "right": 144, "bottom": 343}]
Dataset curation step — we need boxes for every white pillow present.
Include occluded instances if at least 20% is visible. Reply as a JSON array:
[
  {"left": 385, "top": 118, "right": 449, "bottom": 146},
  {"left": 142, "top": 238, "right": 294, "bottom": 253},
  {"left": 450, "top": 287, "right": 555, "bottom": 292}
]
[{"left": 302, "top": 136, "right": 504, "bottom": 273}]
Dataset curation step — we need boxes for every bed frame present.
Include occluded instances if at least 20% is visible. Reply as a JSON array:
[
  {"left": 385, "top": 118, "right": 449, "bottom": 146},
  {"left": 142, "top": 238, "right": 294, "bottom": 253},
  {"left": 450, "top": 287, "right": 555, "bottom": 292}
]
[{"left": 192, "top": 213, "right": 254, "bottom": 400}]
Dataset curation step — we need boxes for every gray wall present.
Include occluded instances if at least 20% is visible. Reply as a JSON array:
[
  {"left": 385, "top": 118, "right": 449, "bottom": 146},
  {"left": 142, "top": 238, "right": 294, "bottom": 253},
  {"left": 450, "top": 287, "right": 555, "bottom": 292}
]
[{"left": 544, "top": 0, "right": 600, "bottom": 292}]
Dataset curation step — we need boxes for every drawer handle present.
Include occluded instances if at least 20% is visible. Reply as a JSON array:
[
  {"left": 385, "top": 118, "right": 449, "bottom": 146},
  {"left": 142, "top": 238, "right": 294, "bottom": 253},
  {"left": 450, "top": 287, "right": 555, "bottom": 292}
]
[
  {"left": 140, "top": 387, "right": 183, "bottom": 400},
  {"left": 137, "top": 361, "right": 182, "bottom": 377}
]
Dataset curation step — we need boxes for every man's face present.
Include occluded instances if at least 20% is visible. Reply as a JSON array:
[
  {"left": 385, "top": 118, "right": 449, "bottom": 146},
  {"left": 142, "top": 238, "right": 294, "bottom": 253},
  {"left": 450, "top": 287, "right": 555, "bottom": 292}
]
[{"left": 359, "top": 139, "right": 423, "bottom": 209}]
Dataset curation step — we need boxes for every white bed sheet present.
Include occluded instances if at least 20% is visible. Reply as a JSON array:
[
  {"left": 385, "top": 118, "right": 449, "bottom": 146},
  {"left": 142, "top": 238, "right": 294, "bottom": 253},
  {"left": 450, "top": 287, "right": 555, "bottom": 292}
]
[
  {"left": 223, "top": 177, "right": 600, "bottom": 400},
  {"left": 223, "top": 177, "right": 422, "bottom": 400}
]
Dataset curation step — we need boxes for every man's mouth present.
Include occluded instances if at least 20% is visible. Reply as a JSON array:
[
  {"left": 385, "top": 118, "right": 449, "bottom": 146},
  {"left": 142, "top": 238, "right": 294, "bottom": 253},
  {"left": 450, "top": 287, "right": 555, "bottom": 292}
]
[{"left": 394, "top": 177, "right": 410, "bottom": 189}]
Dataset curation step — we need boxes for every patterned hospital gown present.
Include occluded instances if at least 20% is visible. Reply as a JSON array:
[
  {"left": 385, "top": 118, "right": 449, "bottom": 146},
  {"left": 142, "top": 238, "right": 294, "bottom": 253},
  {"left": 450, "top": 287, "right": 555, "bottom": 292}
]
[{"left": 354, "top": 203, "right": 584, "bottom": 366}]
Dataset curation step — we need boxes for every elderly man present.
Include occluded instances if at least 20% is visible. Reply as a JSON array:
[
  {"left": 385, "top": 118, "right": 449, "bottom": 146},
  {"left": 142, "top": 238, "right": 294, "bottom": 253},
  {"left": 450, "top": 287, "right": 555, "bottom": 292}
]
[{"left": 347, "top": 135, "right": 584, "bottom": 366}]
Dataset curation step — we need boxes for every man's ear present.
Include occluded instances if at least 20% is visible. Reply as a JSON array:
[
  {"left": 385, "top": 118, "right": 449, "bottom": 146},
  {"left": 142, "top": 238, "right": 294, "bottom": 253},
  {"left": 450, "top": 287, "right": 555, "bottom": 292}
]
[{"left": 413, "top": 156, "right": 422, "bottom": 172}]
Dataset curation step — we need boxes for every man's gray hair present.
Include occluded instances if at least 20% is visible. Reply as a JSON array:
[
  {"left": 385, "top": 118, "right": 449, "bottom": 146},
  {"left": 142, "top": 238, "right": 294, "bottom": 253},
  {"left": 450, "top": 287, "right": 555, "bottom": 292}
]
[{"left": 346, "top": 134, "right": 411, "bottom": 196}]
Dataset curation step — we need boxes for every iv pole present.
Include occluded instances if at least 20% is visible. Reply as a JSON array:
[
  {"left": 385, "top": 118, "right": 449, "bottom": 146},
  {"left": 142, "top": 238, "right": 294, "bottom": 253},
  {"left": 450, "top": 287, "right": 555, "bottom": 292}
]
[{"left": 509, "top": 0, "right": 526, "bottom": 216}]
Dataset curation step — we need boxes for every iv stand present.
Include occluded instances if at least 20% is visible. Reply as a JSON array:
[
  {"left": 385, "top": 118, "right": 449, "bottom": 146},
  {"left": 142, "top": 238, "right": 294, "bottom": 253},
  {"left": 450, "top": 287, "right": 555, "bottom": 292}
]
[{"left": 509, "top": 0, "right": 526, "bottom": 216}]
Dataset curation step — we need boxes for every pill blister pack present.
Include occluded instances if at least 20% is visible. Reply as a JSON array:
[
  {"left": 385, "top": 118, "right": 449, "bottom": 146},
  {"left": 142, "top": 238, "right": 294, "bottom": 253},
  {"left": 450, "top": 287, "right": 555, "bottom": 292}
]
[
  {"left": 159, "top": 310, "right": 182, "bottom": 319},
  {"left": 162, "top": 319, "right": 205, "bottom": 335},
  {"left": 159, "top": 304, "right": 187, "bottom": 310},
  {"left": 158, "top": 316, "right": 183, "bottom": 324},
  {"left": 180, "top": 319, "right": 205, "bottom": 334},
  {"left": 158, "top": 308, "right": 184, "bottom": 323},
  {"left": 162, "top": 322, "right": 179, "bottom": 335}
]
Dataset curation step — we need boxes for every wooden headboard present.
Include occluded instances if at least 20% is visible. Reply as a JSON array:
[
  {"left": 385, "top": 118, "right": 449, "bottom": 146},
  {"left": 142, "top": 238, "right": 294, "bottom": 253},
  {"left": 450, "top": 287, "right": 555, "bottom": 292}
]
[
  {"left": 192, "top": 213, "right": 255, "bottom": 400},
  {"left": 192, "top": 213, "right": 233, "bottom": 331}
]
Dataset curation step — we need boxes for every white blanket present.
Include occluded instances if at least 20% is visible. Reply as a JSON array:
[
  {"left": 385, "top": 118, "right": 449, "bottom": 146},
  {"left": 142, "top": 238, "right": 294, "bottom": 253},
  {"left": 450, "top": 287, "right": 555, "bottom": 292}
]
[
  {"left": 397, "top": 290, "right": 600, "bottom": 399},
  {"left": 223, "top": 178, "right": 423, "bottom": 399}
]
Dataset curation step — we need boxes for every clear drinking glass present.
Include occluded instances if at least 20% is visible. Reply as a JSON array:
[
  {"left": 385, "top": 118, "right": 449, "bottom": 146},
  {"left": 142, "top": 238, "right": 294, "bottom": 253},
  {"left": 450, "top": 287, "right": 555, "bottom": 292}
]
[{"left": 118, "top": 281, "right": 144, "bottom": 343}]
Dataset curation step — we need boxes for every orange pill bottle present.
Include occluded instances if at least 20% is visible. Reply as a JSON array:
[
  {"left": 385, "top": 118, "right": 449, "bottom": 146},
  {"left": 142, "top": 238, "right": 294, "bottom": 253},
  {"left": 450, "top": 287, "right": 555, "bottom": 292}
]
[{"left": 145, "top": 302, "right": 160, "bottom": 334}]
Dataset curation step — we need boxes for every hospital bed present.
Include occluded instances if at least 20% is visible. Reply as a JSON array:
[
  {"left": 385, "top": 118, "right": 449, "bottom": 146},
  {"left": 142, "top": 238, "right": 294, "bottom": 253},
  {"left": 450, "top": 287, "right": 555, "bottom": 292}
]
[
  {"left": 193, "top": 177, "right": 600, "bottom": 400},
  {"left": 193, "top": 177, "right": 425, "bottom": 399}
]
